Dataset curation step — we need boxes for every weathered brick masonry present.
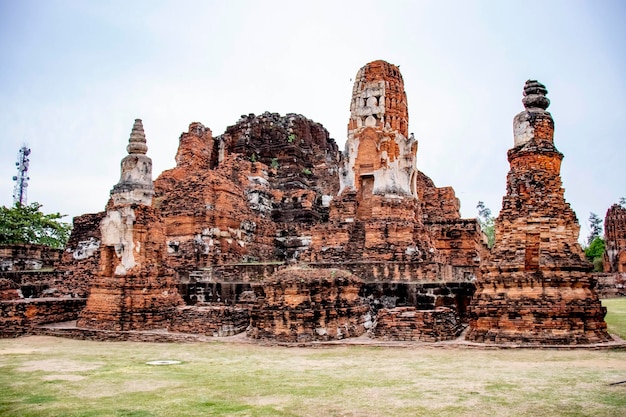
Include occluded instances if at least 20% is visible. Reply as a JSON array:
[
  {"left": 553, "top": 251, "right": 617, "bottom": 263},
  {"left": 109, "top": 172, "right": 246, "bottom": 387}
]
[
  {"left": 2, "top": 62, "right": 612, "bottom": 345},
  {"left": 248, "top": 268, "right": 369, "bottom": 342},
  {"left": 1, "top": 298, "right": 86, "bottom": 337},
  {"left": 604, "top": 204, "right": 626, "bottom": 273},
  {"left": 77, "top": 120, "right": 183, "bottom": 331},
  {"left": 465, "top": 81, "right": 611, "bottom": 345},
  {"left": 169, "top": 305, "right": 250, "bottom": 337},
  {"left": 372, "top": 307, "right": 464, "bottom": 342}
]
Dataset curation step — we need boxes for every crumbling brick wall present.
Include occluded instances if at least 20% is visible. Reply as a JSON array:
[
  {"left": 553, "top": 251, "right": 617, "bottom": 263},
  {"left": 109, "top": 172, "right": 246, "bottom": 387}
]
[
  {"left": 1, "top": 298, "right": 86, "bottom": 338},
  {"left": 0, "top": 278, "right": 21, "bottom": 300},
  {"left": 248, "top": 268, "right": 368, "bottom": 342},
  {"left": 77, "top": 205, "right": 183, "bottom": 331},
  {"left": 57, "top": 212, "right": 106, "bottom": 297},
  {"left": 0, "top": 244, "right": 62, "bottom": 272},
  {"left": 371, "top": 307, "right": 464, "bottom": 342},
  {"left": 594, "top": 272, "right": 626, "bottom": 298},
  {"left": 169, "top": 305, "right": 249, "bottom": 336}
]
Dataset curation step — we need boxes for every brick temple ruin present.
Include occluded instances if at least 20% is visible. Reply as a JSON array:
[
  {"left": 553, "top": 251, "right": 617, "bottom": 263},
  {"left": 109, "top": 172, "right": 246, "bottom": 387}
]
[
  {"left": 596, "top": 203, "right": 626, "bottom": 298},
  {"left": 76, "top": 119, "right": 183, "bottom": 331},
  {"left": 604, "top": 204, "right": 626, "bottom": 274},
  {"left": 465, "top": 81, "right": 611, "bottom": 344},
  {"left": 0, "top": 60, "right": 620, "bottom": 346}
]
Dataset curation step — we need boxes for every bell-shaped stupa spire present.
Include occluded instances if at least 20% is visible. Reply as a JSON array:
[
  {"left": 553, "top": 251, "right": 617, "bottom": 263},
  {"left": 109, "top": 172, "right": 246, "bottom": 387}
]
[
  {"left": 111, "top": 118, "right": 154, "bottom": 206},
  {"left": 127, "top": 119, "right": 148, "bottom": 155},
  {"left": 522, "top": 80, "right": 550, "bottom": 110},
  {"left": 513, "top": 79, "right": 554, "bottom": 148}
]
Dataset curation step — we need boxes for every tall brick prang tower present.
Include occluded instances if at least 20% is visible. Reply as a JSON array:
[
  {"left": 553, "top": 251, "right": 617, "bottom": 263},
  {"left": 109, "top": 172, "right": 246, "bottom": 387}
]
[
  {"left": 314, "top": 60, "right": 438, "bottom": 264},
  {"left": 339, "top": 60, "right": 417, "bottom": 201},
  {"left": 465, "top": 81, "right": 611, "bottom": 345},
  {"left": 77, "top": 119, "right": 183, "bottom": 331},
  {"left": 305, "top": 60, "right": 482, "bottom": 323}
]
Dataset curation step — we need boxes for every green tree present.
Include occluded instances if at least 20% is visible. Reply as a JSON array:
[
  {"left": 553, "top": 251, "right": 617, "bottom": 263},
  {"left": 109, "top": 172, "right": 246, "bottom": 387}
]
[
  {"left": 582, "top": 212, "right": 605, "bottom": 271},
  {"left": 476, "top": 201, "right": 495, "bottom": 248},
  {"left": 584, "top": 236, "right": 605, "bottom": 272},
  {"left": 0, "top": 203, "right": 72, "bottom": 249},
  {"left": 587, "top": 212, "right": 603, "bottom": 245}
]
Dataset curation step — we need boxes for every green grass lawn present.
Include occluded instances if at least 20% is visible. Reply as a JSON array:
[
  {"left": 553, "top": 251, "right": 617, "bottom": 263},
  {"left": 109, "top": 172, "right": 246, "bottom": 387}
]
[
  {"left": 0, "top": 299, "right": 625, "bottom": 417},
  {"left": 603, "top": 298, "right": 626, "bottom": 339}
]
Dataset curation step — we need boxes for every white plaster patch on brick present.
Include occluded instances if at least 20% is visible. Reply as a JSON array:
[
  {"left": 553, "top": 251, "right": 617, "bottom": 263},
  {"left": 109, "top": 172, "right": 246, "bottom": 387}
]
[
  {"left": 100, "top": 206, "right": 136, "bottom": 275},
  {"left": 72, "top": 237, "right": 100, "bottom": 260},
  {"left": 513, "top": 116, "right": 534, "bottom": 147}
]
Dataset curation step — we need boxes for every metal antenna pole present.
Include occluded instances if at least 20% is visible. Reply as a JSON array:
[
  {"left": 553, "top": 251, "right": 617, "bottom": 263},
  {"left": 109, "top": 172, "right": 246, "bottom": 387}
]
[{"left": 12, "top": 145, "right": 31, "bottom": 206}]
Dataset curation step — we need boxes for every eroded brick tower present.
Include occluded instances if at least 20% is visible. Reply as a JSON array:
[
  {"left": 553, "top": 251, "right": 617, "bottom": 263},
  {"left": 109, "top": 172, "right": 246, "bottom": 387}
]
[
  {"left": 339, "top": 60, "right": 417, "bottom": 201},
  {"left": 305, "top": 60, "right": 482, "bottom": 319},
  {"left": 318, "top": 60, "right": 436, "bottom": 263},
  {"left": 77, "top": 119, "right": 183, "bottom": 331},
  {"left": 465, "top": 81, "right": 611, "bottom": 344}
]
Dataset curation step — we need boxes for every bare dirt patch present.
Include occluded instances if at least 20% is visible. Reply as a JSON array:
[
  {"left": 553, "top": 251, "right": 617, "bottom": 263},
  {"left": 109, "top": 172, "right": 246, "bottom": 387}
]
[
  {"left": 18, "top": 359, "right": 103, "bottom": 373},
  {"left": 0, "top": 336, "right": 56, "bottom": 355},
  {"left": 42, "top": 374, "right": 86, "bottom": 381},
  {"left": 248, "top": 395, "right": 292, "bottom": 406},
  {"left": 75, "top": 379, "right": 177, "bottom": 399},
  {"left": 0, "top": 347, "right": 44, "bottom": 355}
]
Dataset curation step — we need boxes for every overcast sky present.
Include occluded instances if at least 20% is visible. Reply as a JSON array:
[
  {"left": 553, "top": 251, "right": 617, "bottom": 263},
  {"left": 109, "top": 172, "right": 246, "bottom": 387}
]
[{"left": 1, "top": 0, "right": 624, "bottom": 242}]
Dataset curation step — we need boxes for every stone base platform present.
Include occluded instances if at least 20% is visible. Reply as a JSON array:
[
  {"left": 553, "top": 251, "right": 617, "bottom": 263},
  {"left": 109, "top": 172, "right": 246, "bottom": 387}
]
[{"left": 32, "top": 320, "right": 626, "bottom": 349}]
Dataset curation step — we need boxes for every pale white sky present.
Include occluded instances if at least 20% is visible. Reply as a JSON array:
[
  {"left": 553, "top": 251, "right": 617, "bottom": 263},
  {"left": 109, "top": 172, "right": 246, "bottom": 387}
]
[{"left": 1, "top": 0, "right": 624, "bottom": 242}]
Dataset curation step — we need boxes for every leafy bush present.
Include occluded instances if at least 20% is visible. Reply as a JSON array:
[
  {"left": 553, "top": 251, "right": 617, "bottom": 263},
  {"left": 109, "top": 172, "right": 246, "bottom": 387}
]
[
  {"left": 584, "top": 236, "right": 605, "bottom": 272},
  {"left": 0, "top": 203, "right": 72, "bottom": 249}
]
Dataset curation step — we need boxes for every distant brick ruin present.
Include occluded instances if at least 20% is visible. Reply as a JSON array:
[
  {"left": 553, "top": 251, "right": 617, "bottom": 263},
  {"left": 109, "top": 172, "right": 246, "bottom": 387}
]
[
  {"left": 465, "top": 81, "right": 611, "bottom": 344},
  {"left": 595, "top": 204, "right": 626, "bottom": 298},
  {"left": 0, "top": 61, "right": 617, "bottom": 346},
  {"left": 604, "top": 204, "right": 626, "bottom": 273}
]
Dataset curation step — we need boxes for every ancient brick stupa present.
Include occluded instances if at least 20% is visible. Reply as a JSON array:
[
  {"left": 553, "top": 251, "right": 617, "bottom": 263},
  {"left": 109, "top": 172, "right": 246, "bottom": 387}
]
[
  {"left": 77, "top": 119, "right": 183, "bottom": 331},
  {"left": 340, "top": 59, "right": 415, "bottom": 200},
  {"left": 303, "top": 60, "right": 481, "bottom": 324},
  {"left": 465, "top": 81, "right": 611, "bottom": 344},
  {"left": 309, "top": 60, "right": 440, "bottom": 265}
]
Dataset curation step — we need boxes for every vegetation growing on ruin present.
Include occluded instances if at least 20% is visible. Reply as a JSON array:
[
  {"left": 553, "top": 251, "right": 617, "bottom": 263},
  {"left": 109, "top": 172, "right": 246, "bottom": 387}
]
[
  {"left": 587, "top": 212, "right": 604, "bottom": 245},
  {"left": 476, "top": 201, "right": 495, "bottom": 248},
  {"left": 585, "top": 237, "right": 606, "bottom": 272},
  {"left": 584, "top": 212, "right": 606, "bottom": 272},
  {"left": 0, "top": 203, "right": 72, "bottom": 249}
]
